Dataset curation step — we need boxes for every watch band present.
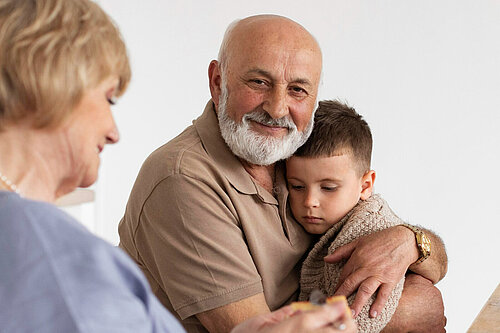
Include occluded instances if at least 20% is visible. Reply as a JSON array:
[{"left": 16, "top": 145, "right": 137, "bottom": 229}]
[{"left": 400, "top": 223, "right": 431, "bottom": 264}]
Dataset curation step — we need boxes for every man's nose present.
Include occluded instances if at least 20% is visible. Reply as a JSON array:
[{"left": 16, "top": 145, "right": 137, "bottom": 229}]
[{"left": 264, "top": 86, "right": 289, "bottom": 119}]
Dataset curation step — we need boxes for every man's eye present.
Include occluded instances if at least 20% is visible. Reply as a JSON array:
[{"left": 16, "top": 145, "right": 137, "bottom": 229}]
[
  {"left": 251, "top": 79, "right": 266, "bottom": 85},
  {"left": 289, "top": 86, "right": 307, "bottom": 96}
]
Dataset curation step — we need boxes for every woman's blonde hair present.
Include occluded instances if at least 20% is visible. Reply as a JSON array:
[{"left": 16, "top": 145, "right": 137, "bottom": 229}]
[{"left": 0, "top": 0, "right": 131, "bottom": 130}]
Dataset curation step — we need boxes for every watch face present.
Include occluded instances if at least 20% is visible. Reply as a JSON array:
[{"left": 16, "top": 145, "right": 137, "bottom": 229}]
[{"left": 420, "top": 233, "right": 432, "bottom": 255}]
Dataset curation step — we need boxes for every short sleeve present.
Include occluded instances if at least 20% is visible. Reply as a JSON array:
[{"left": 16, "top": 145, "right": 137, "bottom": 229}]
[{"left": 134, "top": 174, "right": 263, "bottom": 319}]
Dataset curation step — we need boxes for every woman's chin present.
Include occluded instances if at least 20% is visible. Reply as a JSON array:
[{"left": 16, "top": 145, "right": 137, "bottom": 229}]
[
  {"left": 79, "top": 176, "right": 97, "bottom": 188},
  {"left": 78, "top": 169, "right": 98, "bottom": 188}
]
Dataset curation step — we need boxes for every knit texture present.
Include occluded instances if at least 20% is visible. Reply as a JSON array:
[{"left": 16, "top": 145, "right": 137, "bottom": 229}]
[{"left": 299, "top": 194, "right": 405, "bottom": 333}]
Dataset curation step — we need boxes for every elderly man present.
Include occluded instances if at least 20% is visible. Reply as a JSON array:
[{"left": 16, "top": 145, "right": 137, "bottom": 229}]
[{"left": 119, "top": 15, "right": 447, "bottom": 333}]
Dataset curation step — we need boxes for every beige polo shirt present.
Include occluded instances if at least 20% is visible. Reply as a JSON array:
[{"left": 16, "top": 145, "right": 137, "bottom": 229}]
[{"left": 118, "top": 101, "right": 311, "bottom": 333}]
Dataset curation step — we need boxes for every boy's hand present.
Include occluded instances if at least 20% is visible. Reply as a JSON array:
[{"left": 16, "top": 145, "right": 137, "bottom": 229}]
[{"left": 324, "top": 226, "right": 416, "bottom": 317}]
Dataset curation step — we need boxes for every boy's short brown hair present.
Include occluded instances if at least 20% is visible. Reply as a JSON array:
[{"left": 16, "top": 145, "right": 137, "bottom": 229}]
[
  {"left": 294, "top": 100, "right": 373, "bottom": 176},
  {"left": 0, "top": 0, "right": 131, "bottom": 130}
]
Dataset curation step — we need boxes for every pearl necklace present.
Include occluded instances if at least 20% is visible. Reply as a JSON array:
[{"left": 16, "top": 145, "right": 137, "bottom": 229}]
[{"left": 0, "top": 170, "right": 22, "bottom": 195}]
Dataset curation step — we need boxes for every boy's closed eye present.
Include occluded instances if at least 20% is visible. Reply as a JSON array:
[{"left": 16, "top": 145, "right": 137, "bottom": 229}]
[
  {"left": 321, "top": 186, "right": 338, "bottom": 192},
  {"left": 289, "top": 184, "right": 305, "bottom": 191}
]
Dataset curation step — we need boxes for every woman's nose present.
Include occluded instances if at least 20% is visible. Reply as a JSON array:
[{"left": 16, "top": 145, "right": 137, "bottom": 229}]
[{"left": 106, "top": 126, "right": 120, "bottom": 144}]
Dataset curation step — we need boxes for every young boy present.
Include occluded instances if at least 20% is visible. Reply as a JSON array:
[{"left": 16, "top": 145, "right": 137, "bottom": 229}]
[{"left": 286, "top": 100, "right": 404, "bottom": 333}]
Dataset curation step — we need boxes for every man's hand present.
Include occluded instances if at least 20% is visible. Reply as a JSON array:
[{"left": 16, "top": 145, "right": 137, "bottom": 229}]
[
  {"left": 325, "top": 226, "right": 416, "bottom": 318},
  {"left": 231, "top": 302, "right": 357, "bottom": 333},
  {"left": 382, "top": 274, "right": 446, "bottom": 333},
  {"left": 324, "top": 225, "right": 448, "bottom": 318}
]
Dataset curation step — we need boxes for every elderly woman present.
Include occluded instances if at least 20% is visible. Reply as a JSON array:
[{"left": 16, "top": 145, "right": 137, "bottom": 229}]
[
  {"left": 0, "top": 0, "right": 185, "bottom": 331},
  {"left": 0, "top": 0, "right": 355, "bottom": 332}
]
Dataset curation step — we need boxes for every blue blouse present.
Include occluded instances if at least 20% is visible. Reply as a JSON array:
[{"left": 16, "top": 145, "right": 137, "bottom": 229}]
[{"left": 0, "top": 191, "right": 186, "bottom": 333}]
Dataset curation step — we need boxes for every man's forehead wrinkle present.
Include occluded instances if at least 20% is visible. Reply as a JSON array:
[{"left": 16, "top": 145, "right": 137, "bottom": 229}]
[{"left": 234, "top": 42, "right": 320, "bottom": 72}]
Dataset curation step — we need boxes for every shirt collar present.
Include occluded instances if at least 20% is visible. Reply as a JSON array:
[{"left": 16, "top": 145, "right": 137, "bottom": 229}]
[{"left": 194, "top": 101, "right": 270, "bottom": 199}]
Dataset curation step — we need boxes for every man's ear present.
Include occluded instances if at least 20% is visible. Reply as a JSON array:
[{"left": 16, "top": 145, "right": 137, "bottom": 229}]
[
  {"left": 360, "top": 170, "right": 376, "bottom": 200},
  {"left": 208, "top": 60, "right": 222, "bottom": 109}
]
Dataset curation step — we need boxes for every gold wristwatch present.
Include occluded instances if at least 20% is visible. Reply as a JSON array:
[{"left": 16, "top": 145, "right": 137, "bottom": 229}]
[{"left": 400, "top": 223, "right": 431, "bottom": 264}]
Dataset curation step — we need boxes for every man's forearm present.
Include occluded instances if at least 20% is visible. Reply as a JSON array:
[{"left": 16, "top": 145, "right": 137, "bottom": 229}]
[
  {"left": 407, "top": 227, "right": 448, "bottom": 284},
  {"left": 382, "top": 274, "right": 446, "bottom": 333},
  {"left": 196, "top": 293, "right": 270, "bottom": 333}
]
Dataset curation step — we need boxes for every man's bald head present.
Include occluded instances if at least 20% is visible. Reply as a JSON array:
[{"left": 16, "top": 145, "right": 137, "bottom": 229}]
[{"left": 218, "top": 15, "right": 322, "bottom": 75}]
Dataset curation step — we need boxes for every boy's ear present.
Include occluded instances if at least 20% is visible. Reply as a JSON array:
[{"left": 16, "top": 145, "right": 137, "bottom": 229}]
[{"left": 360, "top": 170, "right": 376, "bottom": 200}]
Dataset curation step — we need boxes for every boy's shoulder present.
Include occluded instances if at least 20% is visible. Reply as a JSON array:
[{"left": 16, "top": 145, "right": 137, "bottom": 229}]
[
  {"left": 337, "top": 194, "right": 401, "bottom": 243},
  {"left": 350, "top": 194, "right": 389, "bottom": 218}
]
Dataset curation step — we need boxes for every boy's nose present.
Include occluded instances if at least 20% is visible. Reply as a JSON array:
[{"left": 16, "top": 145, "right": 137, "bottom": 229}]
[{"left": 304, "top": 191, "right": 319, "bottom": 208}]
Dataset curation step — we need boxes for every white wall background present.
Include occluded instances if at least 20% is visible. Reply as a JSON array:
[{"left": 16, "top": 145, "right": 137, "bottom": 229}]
[{"left": 91, "top": 1, "right": 500, "bottom": 331}]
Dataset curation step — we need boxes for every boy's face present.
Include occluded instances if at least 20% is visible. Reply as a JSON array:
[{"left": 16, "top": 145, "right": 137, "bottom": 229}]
[{"left": 286, "top": 154, "right": 372, "bottom": 234}]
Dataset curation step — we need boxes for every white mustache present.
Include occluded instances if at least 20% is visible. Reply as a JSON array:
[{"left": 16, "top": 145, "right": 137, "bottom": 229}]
[{"left": 243, "top": 111, "right": 296, "bottom": 130}]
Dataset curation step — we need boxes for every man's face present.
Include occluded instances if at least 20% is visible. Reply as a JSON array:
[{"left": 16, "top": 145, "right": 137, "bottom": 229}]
[
  {"left": 217, "top": 81, "right": 314, "bottom": 166},
  {"left": 212, "top": 25, "right": 322, "bottom": 165}
]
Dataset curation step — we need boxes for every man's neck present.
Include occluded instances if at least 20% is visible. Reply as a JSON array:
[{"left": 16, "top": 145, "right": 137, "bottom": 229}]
[{"left": 239, "top": 159, "right": 276, "bottom": 194}]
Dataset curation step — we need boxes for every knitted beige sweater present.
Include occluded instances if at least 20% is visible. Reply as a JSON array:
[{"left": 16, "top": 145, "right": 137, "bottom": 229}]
[{"left": 299, "top": 194, "right": 404, "bottom": 333}]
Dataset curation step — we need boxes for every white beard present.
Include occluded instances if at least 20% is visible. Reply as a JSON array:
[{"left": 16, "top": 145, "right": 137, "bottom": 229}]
[{"left": 217, "top": 83, "right": 314, "bottom": 166}]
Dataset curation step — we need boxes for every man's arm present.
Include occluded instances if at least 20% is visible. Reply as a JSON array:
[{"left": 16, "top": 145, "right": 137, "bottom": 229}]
[
  {"left": 325, "top": 225, "right": 447, "bottom": 317},
  {"left": 408, "top": 227, "right": 448, "bottom": 283},
  {"left": 196, "top": 293, "right": 270, "bottom": 333},
  {"left": 382, "top": 274, "right": 446, "bottom": 333}
]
